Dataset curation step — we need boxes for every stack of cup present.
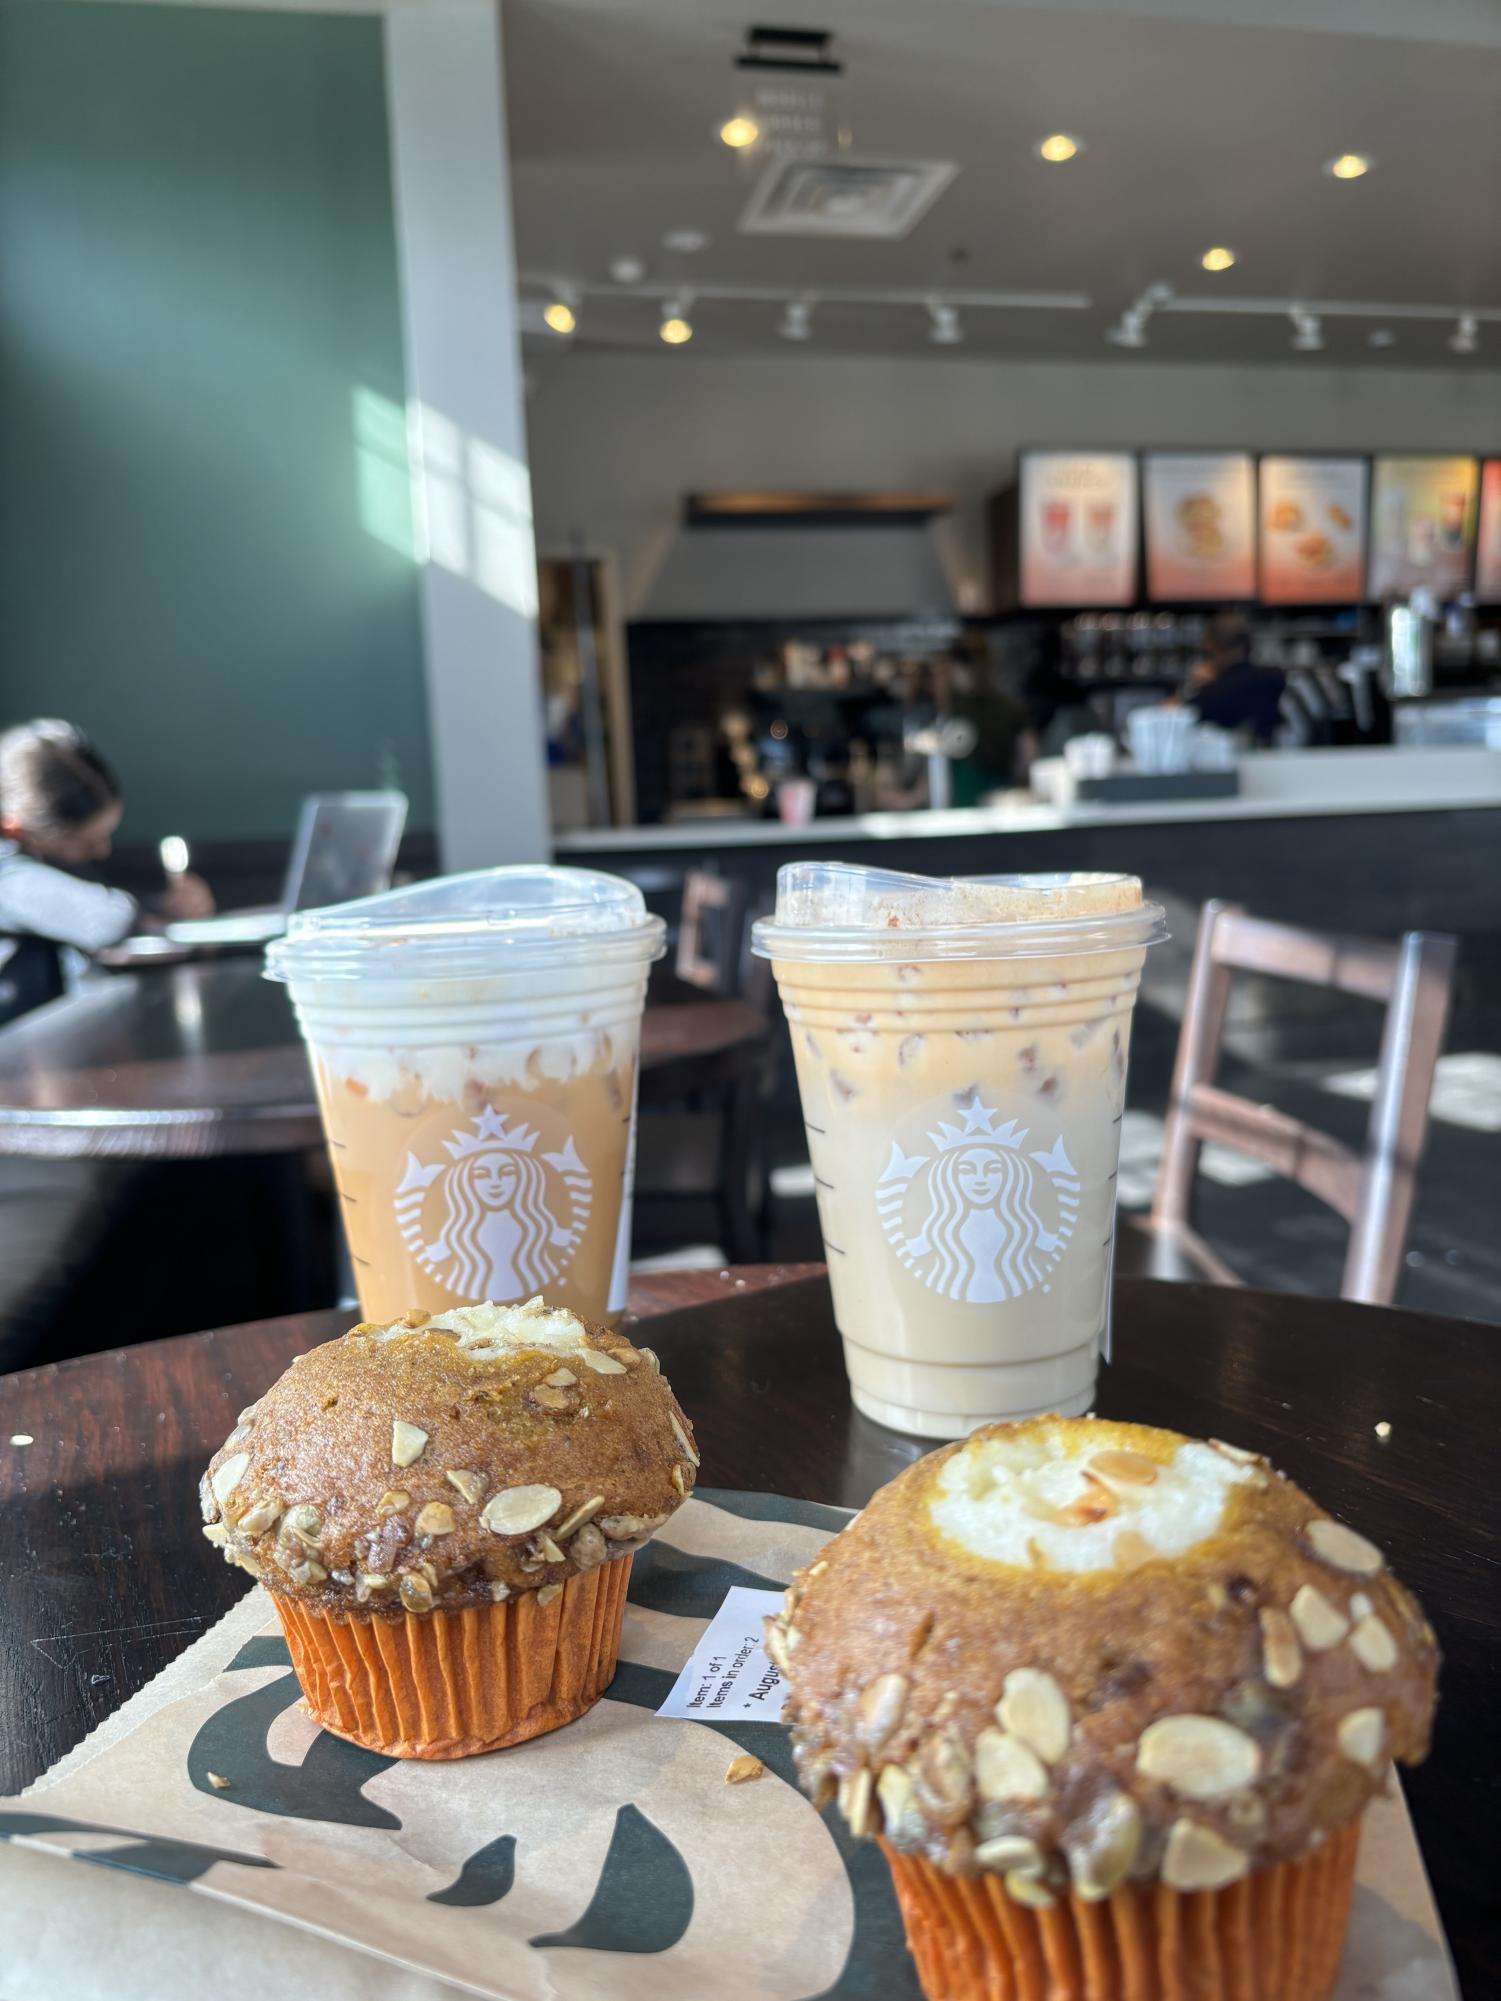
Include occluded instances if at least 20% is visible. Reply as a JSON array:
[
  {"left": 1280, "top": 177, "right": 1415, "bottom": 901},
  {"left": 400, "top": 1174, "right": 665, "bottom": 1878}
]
[
  {"left": 753, "top": 865, "right": 1166, "bottom": 1438},
  {"left": 267, "top": 867, "right": 664, "bottom": 1324}
]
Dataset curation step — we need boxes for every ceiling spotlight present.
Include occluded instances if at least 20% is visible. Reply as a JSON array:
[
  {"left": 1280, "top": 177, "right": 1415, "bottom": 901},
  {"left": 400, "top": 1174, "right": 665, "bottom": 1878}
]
[
  {"left": 542, "top": 294, "right": 577, "bottom": 337},
  {"left": 1200, "top": 246, "right": 1236, "bottom": 273},
  {"left": 1107, "top": 315, "right": 1148, "bottom": 349},
  {"left": 779, "top": 299, "right": 814, "bottom": 342},
  {"left": 1368, "top": 328, "right": 1396, "bottom": 349},
  {"left": 663, "top": 228, "right": 710, "bottom": 255},
  {"left": 1035, "top": 133, "right": 1082, "bottom": 163},
  {"left": 660, "top": 298, "right": 694, "bottom": 345},
  {"left": 718, "top": 115, "right": 759, "bottom": 149},
  {"left": 1450, "top": 314, "right": 1480, "bottom": 355},
  {"left": 1325, "top": 153, "right": 1372, "bottom": 180},
  {"left": 1290, "top": 307, "right": 1323, "bottom": 353},
  {"left": 609, "top": 255, "right": 646, "bottom": 285},
  {"left": 927, "top": 300, "right": 963, "bottom": 345}
]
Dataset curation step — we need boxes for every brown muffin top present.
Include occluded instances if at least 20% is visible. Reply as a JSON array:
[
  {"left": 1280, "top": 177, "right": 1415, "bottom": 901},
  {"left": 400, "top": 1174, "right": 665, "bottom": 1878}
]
[
  {"left": 768, "top": 1416, "right": 1437, "bottom": 1903},
  {"left": 200, "top": 1298, "right": 697, "bottom": 1620}
]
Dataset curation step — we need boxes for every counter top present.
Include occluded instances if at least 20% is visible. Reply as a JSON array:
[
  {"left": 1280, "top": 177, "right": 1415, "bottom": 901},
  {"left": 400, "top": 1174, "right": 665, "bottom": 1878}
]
[{"left": 555, "top": 745, "right": 1501, "bottom": 854}]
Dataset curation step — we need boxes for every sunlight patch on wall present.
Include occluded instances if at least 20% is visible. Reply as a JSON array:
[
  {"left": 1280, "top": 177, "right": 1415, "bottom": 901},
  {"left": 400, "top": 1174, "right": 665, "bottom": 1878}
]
[{"left": 352, "top": 387, "right": 418, "bottom": 559}]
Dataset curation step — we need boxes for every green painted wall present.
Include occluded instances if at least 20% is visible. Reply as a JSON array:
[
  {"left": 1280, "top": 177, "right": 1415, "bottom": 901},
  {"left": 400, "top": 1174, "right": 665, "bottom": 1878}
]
[{"left": 0, "top": 0, "right": 433, "bottom": 844}]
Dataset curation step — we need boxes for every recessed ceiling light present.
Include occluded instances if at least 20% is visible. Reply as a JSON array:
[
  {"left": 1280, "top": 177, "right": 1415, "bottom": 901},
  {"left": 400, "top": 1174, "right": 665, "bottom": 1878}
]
[
  {"left": 1325, "top": 153, "right": 1372, "bottom": 180},
  {"left": 779, "top": 299, "right": 814, "bottom": 342},
  {"left": 928, "top": 301, "right": 963, "bottom": 345},
  {"left": 663, "top": 228, "right": 710, "bottom": 254},
  {"left": 718, "top": 115, "right": 759, "bottom": 150},
  {"left": 542, "top": 299, "right": 576, "bottom": 336},
  {"left": 609, "top": 255, "right": 646, "bottom": 285},
  {"left": 1368, "top": 328, "right": 1395, "bottom": 348},
  {"left": 660, "top": 299, "right": 694, "bottom": 345},
  {"left": 1449, "top": 314, "right": 1480, "bottom": 355},
  {"left": 1200, "top": 246, "right": 1236, "bottom": 273},
  {"left": 1035, "top": 133, "right": 1082, "bottom": 163}
]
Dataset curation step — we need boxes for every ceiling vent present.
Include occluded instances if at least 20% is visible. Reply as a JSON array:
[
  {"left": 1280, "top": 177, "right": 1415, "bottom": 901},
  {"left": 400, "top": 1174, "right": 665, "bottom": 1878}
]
[{"left": 739, "top": 156, "right": 957, "bottom": 239}]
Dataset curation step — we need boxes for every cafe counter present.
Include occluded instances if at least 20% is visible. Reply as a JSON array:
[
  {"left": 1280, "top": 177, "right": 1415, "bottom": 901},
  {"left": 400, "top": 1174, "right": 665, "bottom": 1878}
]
[{"left": 554, "top": 746, "right": 1501, "bottom": 1029}]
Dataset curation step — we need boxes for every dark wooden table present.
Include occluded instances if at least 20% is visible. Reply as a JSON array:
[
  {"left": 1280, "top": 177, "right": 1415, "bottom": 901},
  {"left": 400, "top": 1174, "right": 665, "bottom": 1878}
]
[
  {"left": 1, "top": 1270, "right": 1493, "bottom": 1992},
  {"left": 0, "top": 959, "right": 768, "bottom": 1160}
]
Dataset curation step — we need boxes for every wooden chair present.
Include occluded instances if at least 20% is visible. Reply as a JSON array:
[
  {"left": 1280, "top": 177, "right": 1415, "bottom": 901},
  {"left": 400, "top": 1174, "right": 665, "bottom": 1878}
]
[
  {"left": 636, "top": 870, "right": 769, "bottom": 1262},
  {"left": 674, "top": 869, "right": 750, "bottom": 996},
  {"left": 1125, "top": 901, "right": 1457, "bottom": 1305}
]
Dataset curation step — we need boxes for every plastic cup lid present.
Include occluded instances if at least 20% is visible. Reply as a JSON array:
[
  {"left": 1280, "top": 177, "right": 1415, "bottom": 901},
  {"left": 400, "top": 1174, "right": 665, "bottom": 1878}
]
[
  {"left": 265, "top": 865, "right": 665, "bottom": 983},
  {"left": 751, "top": 863, "right": 1167, "bottom": 963}
]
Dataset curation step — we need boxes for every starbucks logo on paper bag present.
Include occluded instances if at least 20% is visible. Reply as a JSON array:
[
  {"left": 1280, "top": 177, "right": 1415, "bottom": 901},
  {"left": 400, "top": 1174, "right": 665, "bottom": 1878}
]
[
  {"left": 876, "top": 1092, "right": 1078, "bottom": 1303},
  {"left": 395, "top": 1107, "right": 592, "bottom": 1300}
]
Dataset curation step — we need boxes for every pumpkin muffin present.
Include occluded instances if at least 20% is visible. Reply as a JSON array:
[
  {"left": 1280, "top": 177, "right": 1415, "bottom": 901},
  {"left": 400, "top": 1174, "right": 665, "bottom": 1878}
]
[
  {"left": 200, "top": 1297, "right": 697, "bottom": 1758},
  {"left": 767, "top": 1416, "right": 1437, "bottom": 2001}
]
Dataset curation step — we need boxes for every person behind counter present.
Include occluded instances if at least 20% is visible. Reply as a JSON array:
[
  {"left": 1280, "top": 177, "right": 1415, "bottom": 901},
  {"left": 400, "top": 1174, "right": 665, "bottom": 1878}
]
[
  {"left": 1180, "top": 611, "right": 1286, "bottom": 744},
  {"left": 0, "top": 718, "right": 215, "bottom": 1024}
]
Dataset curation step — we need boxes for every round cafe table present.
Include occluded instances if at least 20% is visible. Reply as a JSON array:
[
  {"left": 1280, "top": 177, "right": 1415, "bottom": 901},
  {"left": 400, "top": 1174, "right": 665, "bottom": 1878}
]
[
  {"left": 0, "top": 1270, "right": 1493, "bottom": 1991},
  {"left": 0, "top": 958, "right": 768, "bottom": 1159}
]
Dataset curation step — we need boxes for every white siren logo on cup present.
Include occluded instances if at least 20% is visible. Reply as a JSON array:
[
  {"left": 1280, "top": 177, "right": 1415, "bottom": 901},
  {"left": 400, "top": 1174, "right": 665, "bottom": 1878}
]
[
  {"left": 876, "top": 1091, "right": 1079, "bottom": 1303},
  {"left": 395, "top": 1107, "right": 593, "bottom": 1302}
]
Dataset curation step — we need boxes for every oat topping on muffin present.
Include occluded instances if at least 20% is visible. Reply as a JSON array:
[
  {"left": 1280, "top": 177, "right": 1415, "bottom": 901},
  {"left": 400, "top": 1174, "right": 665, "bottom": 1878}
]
[
  {"left": 768, "top": 1416, "right": 1437, "bottom": 1902},
  {"left": 200, "top": 1297, "right": 696, "bottom": 1616}
]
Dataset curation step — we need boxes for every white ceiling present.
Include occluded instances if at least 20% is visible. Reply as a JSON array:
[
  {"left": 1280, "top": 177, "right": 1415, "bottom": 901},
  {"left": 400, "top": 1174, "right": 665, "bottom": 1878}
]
[{"left": 504, "top": 0, "right": 1501, "bottom": 366}]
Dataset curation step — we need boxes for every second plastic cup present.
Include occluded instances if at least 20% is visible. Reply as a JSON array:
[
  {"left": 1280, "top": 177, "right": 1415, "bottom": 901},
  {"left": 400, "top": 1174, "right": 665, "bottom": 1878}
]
[
  {"left": 267, "top": 867, "right": 665, "bottom": 1323},
  {"left": 754, "top": 865, "right": 1166, "bottom": 1438}
]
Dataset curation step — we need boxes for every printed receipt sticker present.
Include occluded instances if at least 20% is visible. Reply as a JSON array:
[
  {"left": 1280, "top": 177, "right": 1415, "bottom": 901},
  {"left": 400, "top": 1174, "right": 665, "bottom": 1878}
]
[{"left": 0, "top": 1494, "right": 1456, "bottom": 2001}]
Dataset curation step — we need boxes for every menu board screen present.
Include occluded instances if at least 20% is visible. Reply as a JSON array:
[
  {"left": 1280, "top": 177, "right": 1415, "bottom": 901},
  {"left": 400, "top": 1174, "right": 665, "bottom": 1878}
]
[
  {"left": 1144, "top": 453, "right": 1256, "bottom": 600},
  {"left": 1474, "top": 460, "right": 1501, "bottom": 603},
  {"left": 1367, "top": 456, "right": 1478, "bottom": 598},
  {"left": 1257, "top": 457, "right": 1368, "bottom": 604},
  {"left": 1019, "top": 452, "right": 1137, "bottom": 606}
]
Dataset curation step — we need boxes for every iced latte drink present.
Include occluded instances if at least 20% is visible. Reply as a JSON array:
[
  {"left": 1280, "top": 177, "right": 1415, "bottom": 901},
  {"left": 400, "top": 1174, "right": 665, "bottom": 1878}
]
[
  {"left": 754, "top": 866, "right": 1165, "bottom": 1437},
  {"left": 267, "top": 868, "right": 664, "bottom": 1323}
]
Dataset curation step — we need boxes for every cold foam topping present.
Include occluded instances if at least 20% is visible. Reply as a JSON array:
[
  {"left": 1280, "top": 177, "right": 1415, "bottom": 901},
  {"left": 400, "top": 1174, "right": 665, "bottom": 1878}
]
[
  {"left": 317, "top": 1020, "right": 629, "bottom": 1102},
  {"left": 365, "top": 1297, "right": 595, "bottom": 1359},
  {"left": 929, "top": 1422, "right": 1260, "bottom": 1574},
  {"left": 754, "top": 864, "right": 1163, "bottom": 965}
]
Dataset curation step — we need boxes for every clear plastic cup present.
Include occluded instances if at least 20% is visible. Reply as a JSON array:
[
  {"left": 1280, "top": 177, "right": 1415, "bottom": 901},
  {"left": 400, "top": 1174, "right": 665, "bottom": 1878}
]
[
  {"left": 267, "top": 867, "right": 665, "bottom": 1323},
  {"left": 753, "top": 864, "right": 1167, "bottom": 1438}
]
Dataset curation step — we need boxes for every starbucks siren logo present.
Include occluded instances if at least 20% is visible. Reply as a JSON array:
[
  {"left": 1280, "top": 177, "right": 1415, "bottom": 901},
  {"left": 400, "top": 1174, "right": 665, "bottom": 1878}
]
[
  {"left": 876, "top": 1092, "right": 1079, "bottom": 1303},
  {"left": 395, "top": 1106, "right": 591, "bottom": 1300}
]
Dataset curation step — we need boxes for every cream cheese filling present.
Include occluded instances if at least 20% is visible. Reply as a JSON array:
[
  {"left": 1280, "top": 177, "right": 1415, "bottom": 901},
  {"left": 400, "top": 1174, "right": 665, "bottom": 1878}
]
[{"left": 930, "top": 1426, "right": 1257, "bottom": 1573}]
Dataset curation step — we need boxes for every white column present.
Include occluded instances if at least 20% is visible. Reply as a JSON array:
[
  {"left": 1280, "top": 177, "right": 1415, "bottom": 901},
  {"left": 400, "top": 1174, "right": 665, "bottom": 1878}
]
[{"left": 384, "top": 1, "right": 548, "bottom": 869}]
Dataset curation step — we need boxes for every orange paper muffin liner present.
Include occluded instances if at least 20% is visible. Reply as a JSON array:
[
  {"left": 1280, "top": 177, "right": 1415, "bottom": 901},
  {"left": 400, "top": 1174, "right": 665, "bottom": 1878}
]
[
  {"left": 879, "top": 1816, "right": 1360, "bottom": 2001},
  {"left": 272, "top": 1555, "right": 632, "bottom": 1760}
]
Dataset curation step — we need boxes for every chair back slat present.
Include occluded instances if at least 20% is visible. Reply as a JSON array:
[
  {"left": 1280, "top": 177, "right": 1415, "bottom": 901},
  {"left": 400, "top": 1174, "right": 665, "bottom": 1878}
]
[
  {"left": 1150, "top": 901, "right": 1457, "bottom": 1305},
  {"left": 1209, "top": 912, "right": 1399, "bottom": 1003},
  {"left": 675, "top": 869, "right": 750, "bottom": 997},
  {"left": 1186, "top": 1083, "right": 1364, "bottom": 1223}
]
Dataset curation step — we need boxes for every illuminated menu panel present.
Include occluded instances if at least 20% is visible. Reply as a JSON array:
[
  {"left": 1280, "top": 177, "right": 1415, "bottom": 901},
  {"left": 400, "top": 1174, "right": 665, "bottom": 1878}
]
[
  {"left": 1258, "top": 456, "right": 1368, "bottom": 604},
  {"left": 1019, "top": 452, "right": 1137, "bottom": 607},
  {"left": 1144, "top": 453, "right": 1256, "bottom": 601},
  {"left": 1474, "top": 461, "right": 1501, "bottom": 603},
  {"left": 1368, "top": 456, "right": 1478, "bottom": 599}
]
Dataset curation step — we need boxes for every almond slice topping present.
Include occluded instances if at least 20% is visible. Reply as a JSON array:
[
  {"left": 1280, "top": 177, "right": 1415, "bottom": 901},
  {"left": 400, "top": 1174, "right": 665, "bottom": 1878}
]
[
  {"left": 1337, "top": 1707, "right": 1385, "bottom": 1767},
  {"left": 1306, "top": 1519, "right": 1384, "bottom": 1576},
  {"left": 1162, "top": 1819, "right": 1249, "bottom": 1891},
  {"left": 1259, "top": 1607, "right": 1302, "bottom": 1688},
  {"left": 974, "top": 1728, "right": 1049, "bottom": 1802},
  {"left": 1349, "top": 1616, "right": 1398, "bottom": 1672},
  {"left": 1290, "top": 1583, "right": 1350, "bottom": 1651},
  {"left": 1090, "top": 1449, "right": 1159, "bottom": 1487},
  {"left": 479, "top": 1484, "right": 562, "bottom": 1536},
  {"left": 391, "top": 1420, "right": 429, "bottom": 1469},
  {"left": 1136, "top": 1715, "right": 1261, "bottom": 1799},
  {"left": 997, "top": 1668, "right": 1071, "bottom": 1765}
]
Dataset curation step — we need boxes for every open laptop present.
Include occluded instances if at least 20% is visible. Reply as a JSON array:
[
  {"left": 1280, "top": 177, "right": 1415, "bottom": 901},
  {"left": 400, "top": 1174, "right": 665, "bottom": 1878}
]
[{"left": 164, "top": 791, "right": 408, "bottom": 947}]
